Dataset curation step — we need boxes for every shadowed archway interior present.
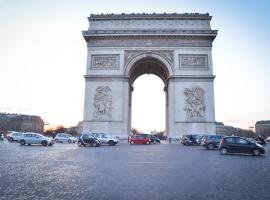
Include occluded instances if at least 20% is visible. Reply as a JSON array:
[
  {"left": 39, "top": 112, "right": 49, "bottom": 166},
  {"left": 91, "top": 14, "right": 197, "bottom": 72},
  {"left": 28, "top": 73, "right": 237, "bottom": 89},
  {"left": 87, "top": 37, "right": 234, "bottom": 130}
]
[{"left": 129, "top": 57, "right": 170, "bottom": 85}]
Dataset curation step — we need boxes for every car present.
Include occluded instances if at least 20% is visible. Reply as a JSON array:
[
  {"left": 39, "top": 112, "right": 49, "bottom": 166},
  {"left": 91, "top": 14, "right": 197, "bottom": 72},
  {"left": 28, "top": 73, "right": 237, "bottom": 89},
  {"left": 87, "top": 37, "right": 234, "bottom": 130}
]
[
  {"left": 92, "top": 133, "right": 119, "bottom": 146},
  {"left": 77, "top": 133, "right": 101, "bottom": 147},
  {"left": 19, "top": 133, "right": 54, "bottom": 146},
  {"left": 54, "top": 133, "right": 77, "bottom": 143},
  {"left": 8, "top": 132, "right": 23, "bottom": 142},
  {"left": 201, "top": 134, "right": 224, "bottom": 150},
  {"left": 219, "top": 136, "right": 265, "bottom": 156},
  {"left": 129, "top": 134, "right": 151, "bottom": 145}
]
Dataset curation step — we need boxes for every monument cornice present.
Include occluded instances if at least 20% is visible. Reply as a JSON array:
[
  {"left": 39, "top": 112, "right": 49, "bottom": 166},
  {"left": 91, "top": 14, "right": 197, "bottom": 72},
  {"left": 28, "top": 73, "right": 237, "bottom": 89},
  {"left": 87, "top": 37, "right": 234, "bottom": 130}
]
[
  {"left": 82, "top": 31, "right": 217, "bottom": 42},
  {"left": 88, "top": 13, "right": 212, "bottom": 20}
]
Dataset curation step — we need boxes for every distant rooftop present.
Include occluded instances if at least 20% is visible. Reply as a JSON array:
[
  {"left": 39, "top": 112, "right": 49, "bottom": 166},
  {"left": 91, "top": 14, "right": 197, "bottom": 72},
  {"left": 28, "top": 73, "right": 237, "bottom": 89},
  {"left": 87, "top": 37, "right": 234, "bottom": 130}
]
[{"left": 256, "top": 120, "right": 270, "bottom": 125}]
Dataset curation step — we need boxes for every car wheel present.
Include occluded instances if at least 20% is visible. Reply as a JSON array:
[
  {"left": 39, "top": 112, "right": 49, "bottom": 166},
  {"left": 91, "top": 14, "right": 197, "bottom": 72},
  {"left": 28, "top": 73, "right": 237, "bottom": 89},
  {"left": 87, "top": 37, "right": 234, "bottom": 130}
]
[
  {"left": 42, "top": 141, "right": 48, "bottom": 146},
  {"left": 109, "top": 140, "right": 115, "bottom": 146},
  {"left": 92, "top": 142, "right": 97, "bottom": 147},
  {"left": 55, "top": 139, "right": 59, "bottom": 143},
  {"left": 130, "top": 141, "right": 135, "bottom": 145},
  {"left": 220, "top": 148, "right": 227, "bottom": 155},
  {"left": 146, "top": 141, "right": 150, "bottom": 145},
  {"left": 68, "top": 139, "right": 71, "bottom": 143},
  {"left": 20, "top": 140, "right": 26, "bottom": 146},
  {"left": 207, "top": 143, "right": 214, "bottom": 150},
  {"left": 253, "top": 149, "right": 261, "bottom": 156},
  {"left": 153, "top": 140, "right": 157, "bottom": 144},
  {"left": 9, "top": 138, "right": 13, "bottom": 142}
]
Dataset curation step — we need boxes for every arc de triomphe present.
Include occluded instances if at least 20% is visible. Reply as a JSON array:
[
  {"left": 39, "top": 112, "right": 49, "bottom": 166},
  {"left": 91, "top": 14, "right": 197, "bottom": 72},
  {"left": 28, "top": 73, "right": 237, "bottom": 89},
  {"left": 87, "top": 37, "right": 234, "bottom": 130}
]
[{"left": 82, "top": 13, "right": 218, "bottom": 138}]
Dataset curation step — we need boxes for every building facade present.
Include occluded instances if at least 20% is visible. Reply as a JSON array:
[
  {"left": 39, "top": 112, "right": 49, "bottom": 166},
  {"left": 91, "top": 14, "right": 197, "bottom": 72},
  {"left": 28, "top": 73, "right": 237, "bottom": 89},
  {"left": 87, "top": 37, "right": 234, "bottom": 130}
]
[
  {"left": 0, "top": 113, "right": 44, "bottom": 133},
  {"left": 255, "top": 120, "right": 270, "bottom": 138},
  {"left": 82, "top": 13, "right": 218, "bottom": 138}
]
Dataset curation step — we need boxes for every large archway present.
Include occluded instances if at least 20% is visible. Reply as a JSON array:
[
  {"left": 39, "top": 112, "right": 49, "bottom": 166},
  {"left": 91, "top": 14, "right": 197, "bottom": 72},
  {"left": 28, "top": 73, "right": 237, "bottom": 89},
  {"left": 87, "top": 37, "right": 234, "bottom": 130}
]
[
  {"left": 127, "top": 56, "right": 170, "bottom": 135},
  {"left": 82, "top": 13, "right": 217, "bottom": 138}
]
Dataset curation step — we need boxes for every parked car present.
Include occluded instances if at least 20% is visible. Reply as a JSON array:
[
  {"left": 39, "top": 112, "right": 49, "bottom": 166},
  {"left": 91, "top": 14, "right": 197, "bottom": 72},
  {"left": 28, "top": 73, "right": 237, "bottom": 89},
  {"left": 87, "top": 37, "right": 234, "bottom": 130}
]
[
  {"left": 92, "top": 133, "right": 119, "bottom": 146},
  {"left": 201, "top": 134, "right": 224, "bottom": 150},
  {"left": 54, "top": 133, "right": 77, "bottom": 143},
  {"left": 19, "top": 133, "right": 54, "bottom": 146},
  {"left": 219, "top": 136, "right": 265, "bottom": 156},
  {"left": 129, "top": 134, "right": 151, "bottom": 145},
  {"left": 8, "top": 132, "right": 23, "bottom": 142},
  {"left": 77, "top": 133, "right": 101, "bottom": 147}
]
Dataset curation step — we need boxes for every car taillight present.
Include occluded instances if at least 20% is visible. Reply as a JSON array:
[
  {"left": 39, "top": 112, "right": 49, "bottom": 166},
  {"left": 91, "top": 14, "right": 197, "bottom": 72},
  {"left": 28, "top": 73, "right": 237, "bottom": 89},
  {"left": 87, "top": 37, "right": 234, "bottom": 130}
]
[{"left": 220, "top": 138, "right": 224, "bottom": 145}]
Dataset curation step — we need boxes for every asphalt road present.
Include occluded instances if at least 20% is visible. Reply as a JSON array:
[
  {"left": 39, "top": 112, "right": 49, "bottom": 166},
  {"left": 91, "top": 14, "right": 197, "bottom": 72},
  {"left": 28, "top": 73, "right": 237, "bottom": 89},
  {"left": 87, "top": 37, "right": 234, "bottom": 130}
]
[{"left": 0, "top": 140, "right": 270, "bottom": 200}]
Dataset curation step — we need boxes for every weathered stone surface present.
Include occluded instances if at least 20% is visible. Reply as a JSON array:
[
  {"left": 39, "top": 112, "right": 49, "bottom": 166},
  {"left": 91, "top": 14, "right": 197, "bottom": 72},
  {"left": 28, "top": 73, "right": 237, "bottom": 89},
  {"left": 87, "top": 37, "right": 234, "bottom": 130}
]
[{"left": 82, "top": 13, "right": 217, "bottom": 137}]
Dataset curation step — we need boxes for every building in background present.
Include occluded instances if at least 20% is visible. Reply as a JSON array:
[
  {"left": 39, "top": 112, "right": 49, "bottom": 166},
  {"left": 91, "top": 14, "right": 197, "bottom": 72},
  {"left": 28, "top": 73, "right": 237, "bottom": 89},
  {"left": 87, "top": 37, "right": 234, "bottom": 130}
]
[
  {"left": 255, "top": 120, "right": 270, "bottom": 138},
  {"left": 216, "top": 122, "right": 254, "bottom": 138},
  {"left": 0, "top": 113, "right": 44, "bottom": 133}
]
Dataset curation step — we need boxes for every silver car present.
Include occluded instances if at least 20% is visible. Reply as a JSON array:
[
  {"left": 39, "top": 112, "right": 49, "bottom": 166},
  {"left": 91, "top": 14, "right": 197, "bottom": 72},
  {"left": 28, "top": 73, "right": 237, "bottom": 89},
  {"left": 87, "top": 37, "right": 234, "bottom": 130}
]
[
  {"left": 92, "top": 133, "right": 119, "bottom": 146},
  {"left": 19, "top": 133, "right": 54, "bottom": 146},
  {"left": 8, "top": 132, "right": 23, "bottom": 142},
  {"left": 54, "top": 133, "right": 77, "bottom": 143}
]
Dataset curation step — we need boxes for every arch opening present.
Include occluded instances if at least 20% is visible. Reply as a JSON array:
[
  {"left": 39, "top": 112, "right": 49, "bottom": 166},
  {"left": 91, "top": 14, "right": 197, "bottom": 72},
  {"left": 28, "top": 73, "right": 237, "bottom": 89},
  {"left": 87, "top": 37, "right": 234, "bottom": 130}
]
[
  {"left": 128, "top": 57, "right": 169, "bottom": 135},
  {"left": 129, "top": 57, "right": 170, "bottom": 85}
]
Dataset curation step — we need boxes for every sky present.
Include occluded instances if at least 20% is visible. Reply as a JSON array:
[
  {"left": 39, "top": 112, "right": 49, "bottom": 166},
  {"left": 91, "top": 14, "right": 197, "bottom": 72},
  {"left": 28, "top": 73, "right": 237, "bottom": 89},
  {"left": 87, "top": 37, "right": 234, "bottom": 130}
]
[{"left": 0, "top": 0, "right": 270, "bottom": 132}]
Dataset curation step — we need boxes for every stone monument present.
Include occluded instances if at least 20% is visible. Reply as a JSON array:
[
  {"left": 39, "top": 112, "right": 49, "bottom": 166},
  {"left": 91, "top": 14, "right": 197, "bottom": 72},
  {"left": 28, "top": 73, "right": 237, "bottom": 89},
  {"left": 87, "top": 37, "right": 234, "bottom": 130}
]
[{"left": 82, "top": 13, "right": 218, "bottom": 138}]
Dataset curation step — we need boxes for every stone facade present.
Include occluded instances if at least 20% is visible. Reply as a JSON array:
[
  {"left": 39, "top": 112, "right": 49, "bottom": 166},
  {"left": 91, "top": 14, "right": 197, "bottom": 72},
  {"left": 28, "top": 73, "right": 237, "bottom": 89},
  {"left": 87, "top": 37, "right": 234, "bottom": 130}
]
[
  {"left": 82, "top": 13, "right": 218, "bottom": 138},
  {"left": 0, "top": 113, "right": 44, "bottom": 133}
]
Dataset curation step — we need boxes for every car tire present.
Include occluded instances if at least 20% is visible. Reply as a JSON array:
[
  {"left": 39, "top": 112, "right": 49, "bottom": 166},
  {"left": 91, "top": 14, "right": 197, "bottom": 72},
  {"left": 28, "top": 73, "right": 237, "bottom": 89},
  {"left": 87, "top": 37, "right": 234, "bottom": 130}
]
[
  {"left": 253, "top": 149, "right": 261, "bottom": 156},
  {"left": 146, "top": 141, "right": 150, "bottom": 145},
  {"left": 55, "top": 139, "right": 59, "bottom": 143},
  {"left": 109, "top": 140, "right": 115, "bottom": 146},
  {"left": 92, "top": 142, "right": 97, "bottom": 147},
  {"left": 207, "top": 143, "right": 214, "bottom": 150},
  {"left": 130, "top": 141, "right": 135, "bottom": 145},
  {"left": 77, "top": 141, "right": 84, "bottom": 147},
  {"left": 42, "top": 141, "right": 48, "bottom": 146},
  {"left": 68, "top": 139, "right": 71, "bottom": 143},
  {"left": 220, "top": 148, "right": 227, "bottom": 155},
  {"left": 9, "top": 138, "right": 13, "bottom": 142},
  {"left": 20, "top": 140, "right": 26, "bottom": 146},
  {"left": 153, "top": 140, "right": 157, "bottom": 144}
]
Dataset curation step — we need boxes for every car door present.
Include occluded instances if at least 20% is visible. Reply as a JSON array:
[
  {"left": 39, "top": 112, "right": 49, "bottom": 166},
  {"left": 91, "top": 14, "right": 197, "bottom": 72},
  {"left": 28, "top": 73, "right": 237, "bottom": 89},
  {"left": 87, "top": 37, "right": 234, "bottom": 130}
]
[
  {"left": 224, "top": 137, "right": 237, "bottom": 153},
  {"left": 235, "top": 138, "right": 252, "bottom": 154},
  {"left": 33, "top": 134, "right": 42, "bottom": 144}
]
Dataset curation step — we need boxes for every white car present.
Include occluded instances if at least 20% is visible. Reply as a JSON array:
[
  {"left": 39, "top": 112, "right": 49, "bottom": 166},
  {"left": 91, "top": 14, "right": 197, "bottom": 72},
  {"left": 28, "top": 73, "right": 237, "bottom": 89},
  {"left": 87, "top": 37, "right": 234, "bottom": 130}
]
[
  {"left": 92, "top": 133, "right": 119, "bottom": 146},
  {"left": 19, "top": 132, "right": 54, "bottom": 146},
  {"left": 8, "top": 132, "right": 23, "bottom": 142},
  {"left": 54, "top": 133, "right": 77, "bottom": 143}
]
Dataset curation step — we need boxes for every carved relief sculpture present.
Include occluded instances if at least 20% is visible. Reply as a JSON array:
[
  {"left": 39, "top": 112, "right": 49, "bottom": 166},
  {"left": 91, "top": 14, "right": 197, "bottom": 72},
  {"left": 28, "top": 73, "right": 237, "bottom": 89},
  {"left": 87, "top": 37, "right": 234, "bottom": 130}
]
[
  {"left": 180, "top": 54, "right": 208, "bottom": 68},
  {"left": 93, "top": 86, "right": 112, "bottom": 120},
  {"left": 91, "top": 55, "right": 119, "bottom": 69},
  {"left": 184, "top": 87, "right": 205, "bottom": 120}
]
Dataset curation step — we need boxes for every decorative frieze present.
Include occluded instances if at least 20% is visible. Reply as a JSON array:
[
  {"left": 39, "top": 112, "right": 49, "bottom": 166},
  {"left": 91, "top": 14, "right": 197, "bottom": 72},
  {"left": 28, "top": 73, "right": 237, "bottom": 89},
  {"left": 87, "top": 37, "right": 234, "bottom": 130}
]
[
  {"left": 91, "top": 54, "right": 119, "bottom": 70},
  {"left": 87, "top": 37, "right": 213, "bottom": 48},
  {"left": 184, "top": 87, "right": 205, "bottom": 121},
  {"left": 125, "top": 50, "right": 174, "bottom": 66},
  {"left": 179, "top": 54, "right": 208, "bottom": 69},
  {"left": 93, "top": 86, "right": 112, "bottom": 120}
]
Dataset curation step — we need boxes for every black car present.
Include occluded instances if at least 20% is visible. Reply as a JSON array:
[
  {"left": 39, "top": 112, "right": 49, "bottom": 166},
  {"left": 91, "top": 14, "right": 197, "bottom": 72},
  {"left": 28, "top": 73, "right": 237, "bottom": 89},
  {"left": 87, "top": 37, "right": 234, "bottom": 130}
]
[
  {"left": 201, "top": 134, "right": 224, "bottom": 150},
  {"left": 78, "top": 133, "right": 101, "bottom": 147},
  {"left": 219, "top": 136, "right": 265, "bottom": 156}
]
